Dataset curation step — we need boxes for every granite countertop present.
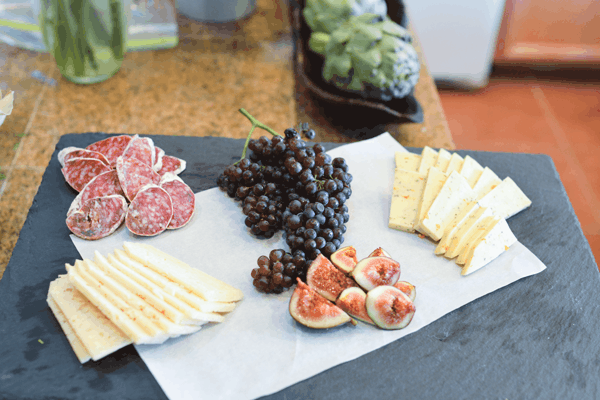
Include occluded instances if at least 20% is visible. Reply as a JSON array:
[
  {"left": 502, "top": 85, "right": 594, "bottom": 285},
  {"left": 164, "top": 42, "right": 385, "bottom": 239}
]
[{"left": 0, "top": 0, "right": 454, "bottom": 278}]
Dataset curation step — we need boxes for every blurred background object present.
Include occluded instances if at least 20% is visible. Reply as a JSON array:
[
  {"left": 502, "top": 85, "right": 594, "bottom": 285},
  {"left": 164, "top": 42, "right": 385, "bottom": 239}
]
[{"left": 176, "top": 0, "right": 256, "bottom": 22}]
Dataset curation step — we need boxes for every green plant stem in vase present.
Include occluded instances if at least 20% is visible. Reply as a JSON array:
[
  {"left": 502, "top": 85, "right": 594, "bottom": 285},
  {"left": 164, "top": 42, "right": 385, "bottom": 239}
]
[{"left": 39, "top": 0, "right": 127, "bottom": 84}]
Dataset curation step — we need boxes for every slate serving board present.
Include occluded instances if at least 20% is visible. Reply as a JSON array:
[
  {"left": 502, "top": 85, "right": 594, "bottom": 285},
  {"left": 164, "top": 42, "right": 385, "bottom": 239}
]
[{"left": 1, "top": 133, "right": 599, "bottom": 400}]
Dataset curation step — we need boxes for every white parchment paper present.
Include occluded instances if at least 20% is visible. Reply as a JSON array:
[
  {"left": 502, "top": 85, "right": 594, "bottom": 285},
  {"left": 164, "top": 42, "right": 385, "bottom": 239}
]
[{"left": 71, "top": 133, "right": 546, "bottom": 400}]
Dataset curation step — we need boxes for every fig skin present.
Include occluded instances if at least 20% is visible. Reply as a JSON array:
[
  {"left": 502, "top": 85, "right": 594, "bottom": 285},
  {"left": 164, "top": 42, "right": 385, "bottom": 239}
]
[
  {"left": 394, "top": 281, "right": 416, "bottom": 302},
  {"left": 369, "top": 247, "right": 392, "bottom": 258},
  {"left": 306, "top": 254, "right": 358, "bottom": 301},
  {"left": 330, "top": 246, "right": 358, "bottom": 274},
  {"left": 289, "top": 279, "right": 352, "bottom": 329},
  {"left": 336, "top": 287, "right": 374, "bottom": 325},
  {"left": 351, "top": 256, "right": 401, "bottom": 291},
  {"left": 366, "top": 286, "right": 416, "bottom": 330}
]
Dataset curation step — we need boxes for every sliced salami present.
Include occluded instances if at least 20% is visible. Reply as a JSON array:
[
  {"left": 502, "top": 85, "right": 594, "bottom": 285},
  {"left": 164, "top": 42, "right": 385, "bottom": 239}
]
[
  {"left": 125, "top": 184, "right": 173, "bottom": 237},
  {"left": 116, "top": 156, "right": 161, "bottom": 202},
  {"left": 153, "top": 146, "right": 165, "bottom": 172},
  {"left": 86, "top": 135, "right": 132, "bottom": 167},
  {"left": 159, "top": 173, "right": 195, "bottom": 229},
  {"left": 58, "top": 147, "right": 109, "bottom": 167},
  {"left": 66, "top": 195, "right": 127, "bottom": 240},
  {"left": 157, "top": 155, "right": 186, "bottom": 176},
  {"left": 67, "top": 170, "right": 125, "bottom": 216},
  {"left": 61, "top": 158, "right": 112, "bottom": 192},
  {"left": 121, "top": 135, "right": 155, "bottom": 167}
]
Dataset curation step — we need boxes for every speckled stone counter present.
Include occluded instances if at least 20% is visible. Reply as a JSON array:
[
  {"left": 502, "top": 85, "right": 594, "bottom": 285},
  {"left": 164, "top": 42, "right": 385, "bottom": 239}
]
[{"left": 0, "top": 0, "right": 453, "bottom": 278}]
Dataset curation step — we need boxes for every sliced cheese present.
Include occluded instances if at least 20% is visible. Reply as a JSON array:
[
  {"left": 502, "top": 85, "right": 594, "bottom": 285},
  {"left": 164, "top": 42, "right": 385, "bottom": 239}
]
[
  {"left": 434, "top": 202, "right": 479, "bottom": 255},
  {"left": 388, "top": 169, "right": 427, "bottom": 232},
  {"left": 445, "top": 153, "right": 464, "bottom": 174},
  {"left": 123, "top": 242, "right": 244, "bottom": 303},
  {"left": 49, "top": 275, "right": 131, "bottom": 361},
  {"left": 478, "top": 177, "right": 532, "bottom": 219},
  {"left": 460, "top": 155, "right": 484, "bottom": 187},
  {"left": 415, "top": 167, "right": 448, "bottom": 234},
  {"left": 473, "top": 167, "right": 502, "bottom": 200},
  {"left": 462, "top": 218, "right": 517, "bottom": 276},
  {"left": 456, "top": 216, "right": 500, "bottom": 265},
  {"left": 434, "top": 149, "right": 452, "bottom": 172},
  {"left": 445, "top": 207, "right": 493, "bottom": 259},
  {"left": 394, "top": 152, "right": 421, "bottom": 172},
  {"left": 418, "top": 146, "right": 438, "bottom": 174},
  {"left": 420, "top": 171, "right": 477, "bottom": 241}
]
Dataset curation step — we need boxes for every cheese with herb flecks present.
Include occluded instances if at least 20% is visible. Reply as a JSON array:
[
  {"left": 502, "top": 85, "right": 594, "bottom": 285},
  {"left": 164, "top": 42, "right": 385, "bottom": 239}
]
[
  {"left": 460, "top": 155, "right": 484, "bottom": 188},
  {"left": 478, "top": 177, "right": 532, "bottom": 219},
  {"left": 418, "top": 146, "right": 438, "bottom": 174},
  {"left": 394, "top": 152, "right": 421, "bottom": 172},
  {"left": 434, "top": 149, "right": 452, "bottom": 172},
  {"left": 445, "top": 153, "right": 464, "bottom": 174},
  {"left": 415, "top": 167, "right": 448, "bottom": 235},
  {"left": 473, "top": 167, "right": 502, "bottom": 200},
  {"left": 462, "top": 218, "right": 517, "bottom": 275},
  {"left": 388, "top": 169, "right": 426, "bottom": 232}
]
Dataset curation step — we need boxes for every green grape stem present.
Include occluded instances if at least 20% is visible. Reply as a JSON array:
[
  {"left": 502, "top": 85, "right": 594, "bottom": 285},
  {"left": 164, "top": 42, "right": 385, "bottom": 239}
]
[{"left": 237, "top": 108, "right": 283, "bottom": 163}]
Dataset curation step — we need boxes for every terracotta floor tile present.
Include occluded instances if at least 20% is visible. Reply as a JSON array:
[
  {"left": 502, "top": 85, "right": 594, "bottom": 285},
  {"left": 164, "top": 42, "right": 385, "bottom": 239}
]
[{"left": 585, "top": 235, "right": 600, "bottom": 271}]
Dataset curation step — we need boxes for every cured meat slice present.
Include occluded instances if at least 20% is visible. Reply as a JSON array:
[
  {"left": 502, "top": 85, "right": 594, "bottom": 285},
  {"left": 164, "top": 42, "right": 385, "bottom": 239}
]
[
  {"left": 116, "top": 156, "right": 161, "bottom": 202},
  {"left": 62, "top": 158, "right": 112, "bottom": 192},
  {"left": 160, "top": 173, "right": 195, "bottom": 229},
  {"left": 86, "top": 135, "right": 132, "bottom": 168},
  {"left": 153, "top": 146, "right": 165, "bottom": 172},
  {"left": 121, "top": 135, "right": 155, "bottom": 167},
  {"left": 68, "top": 170, "right": 125, "bottom": 216},
  {"left": 157, "top": 155, "right": 186, "bottom": 176},
  {"left": 125, "top": 184, "right": 173, "bottom": 237},
  {"left": 58, "top": 147, "right": 109, "bottom": 167},
  {"left": 66, "top": 195, "right": 127, "bottom": 240}
]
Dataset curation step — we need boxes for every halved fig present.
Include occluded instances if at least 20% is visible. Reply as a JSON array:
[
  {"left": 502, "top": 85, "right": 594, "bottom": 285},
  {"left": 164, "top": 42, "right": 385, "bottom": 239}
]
[
  {"left": 330, "top": 246, "right": 358, "bottom": 274},
  {"left": 351, "top": 256, "right": 401, "bottom": 291},
  {"left": 336, "top": 287, "right": 374, "bottom": 325},
  {"left": 289, "top": 279, "right": 352, "bottom": 329},
  {"left": 369, "top": 247, "right": 392, "bottom": 258},
  {"left": 306, "top": 254, "right": 357, "bottom": 301},
  {"left": 366, "top": 286, "right": 415, "bottom": 330},
  {"left": 394, "top": 281, "right": 416, "bottom": 302}
]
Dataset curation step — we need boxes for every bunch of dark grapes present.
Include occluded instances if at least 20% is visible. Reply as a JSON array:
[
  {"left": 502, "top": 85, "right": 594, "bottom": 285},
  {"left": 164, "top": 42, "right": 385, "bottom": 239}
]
[{"left": 217, "top": 120, "right": 352, "bottom": 293}]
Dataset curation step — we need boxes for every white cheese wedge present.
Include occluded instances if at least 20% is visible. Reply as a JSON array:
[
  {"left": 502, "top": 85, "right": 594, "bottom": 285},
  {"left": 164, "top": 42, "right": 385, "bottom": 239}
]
[
  {"left": 473, "top": 167, "right": 502, "bottom": 200},
  {"left": 434, "top": 202, "right": 480, "bottom": 255},
  {"left": 388, "top": 169, "right": 427, "bottom": 232},
  {"left": 460, "top": 155, "right": 484, "bottom": 187},
  {"left": 395, "top": 152, "right": 421, "bottom": 172},
  {"left": 415, "top": 167, "right": 448, "bottom": 234},
  {"left": 478, "top": 177, "right": 532, "bottom": 219},
  {"left": 418, "top": 146, "right": 439, "bottom": 174},
  {"left": 456, "top": 216, "right": 499, "bottom": 265},
  {"left": 462, "top": 218, "right": 517, "bottom": 276},
  {"left": 434, "top": 149, "right": 452, "bottom": 172},
  {"left": 445, "top": 207, "right": 494, "bottom": 259},
  {"left": 420, "top": 171, "right": 478, "bottom": 241},
  {"left": 445, "top": 153, "right": 464, "bottom": 174}
]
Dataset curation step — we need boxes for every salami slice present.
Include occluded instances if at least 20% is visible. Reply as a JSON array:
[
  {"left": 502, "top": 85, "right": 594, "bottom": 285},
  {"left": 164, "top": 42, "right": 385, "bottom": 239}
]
[
  {"left": 159, "top": 173, "right": 195, "bottom": 229},
  {"left": 153, "top": 146, "right": 165, "bottom": 172},
  {"left": 125, "top": 184, "right": 173, "bottom": 237},
  {"left": 116, "top": 156, "right": 161, "bottom": 202},
  {"left": 66, "top": 195, "right": 127, "bottom": 240},
  {"left": 58, "top": 147, "right": 109, "bottom": 167},
  {"left": 121, "top": 135, "right": 155, "bottom": 167},
  {"left": 62, "top": 158, "right": 112, "bottom": 192},
  {"left": 67, "top": 170, "right": 125, "bottom": 216},
  {"left": 157, "top": 155, "right": 186, "bottom": 176},
  {"left": 86, "top": 135, "right": 132, "bottom": 167}
]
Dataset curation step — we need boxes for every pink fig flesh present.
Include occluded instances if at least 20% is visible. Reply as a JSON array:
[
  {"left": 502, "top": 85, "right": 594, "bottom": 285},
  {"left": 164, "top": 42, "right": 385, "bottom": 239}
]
[
  {"left": 306, "top": 254, "right": 357, "bottom": 301},
  {"left": 366, "top": 286, "right": 416, "bottom": 330},
  {"left": 351, "top": 256, "right": 401, "bottom": 291},
  {"left": 336, "top": 287, "right": 374, "bottom": 325},
  {"left": 393, "top": 281, "right": 416, "bottom": 302},
  {"left": 369, "top": 247, "right": 392, "bottom": 258},
  {"left": 289, "top": 279, "right": 351, "bottom": 329},
  {"left": 330, "top": 246, "right": 358, "bottom": 274}
]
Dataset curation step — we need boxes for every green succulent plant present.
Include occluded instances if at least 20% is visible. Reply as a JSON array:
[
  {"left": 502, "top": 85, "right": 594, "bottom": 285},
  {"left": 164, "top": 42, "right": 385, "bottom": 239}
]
[
  {"left": 308, "top": 13, "right": 420, "bottom": 101},
  {"left": 303, "top": 0, "right": 387, "bottom": 34}
]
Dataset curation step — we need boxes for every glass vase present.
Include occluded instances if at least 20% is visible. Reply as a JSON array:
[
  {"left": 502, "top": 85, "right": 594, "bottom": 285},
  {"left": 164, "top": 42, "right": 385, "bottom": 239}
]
[{"left": 39, "top": 0, "right": 127, "bottom": 84}]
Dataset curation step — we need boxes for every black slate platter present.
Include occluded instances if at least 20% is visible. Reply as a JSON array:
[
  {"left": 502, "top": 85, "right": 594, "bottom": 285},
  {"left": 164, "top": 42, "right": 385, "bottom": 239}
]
[{"left": 1, "top": 134, "right": 599, "bottom": 400}]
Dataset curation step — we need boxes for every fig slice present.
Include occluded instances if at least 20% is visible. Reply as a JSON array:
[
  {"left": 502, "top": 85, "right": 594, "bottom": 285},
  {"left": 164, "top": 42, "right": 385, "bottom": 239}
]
[
  {"left": 351, "top": 256, "right": 401, "bottom": 291},
  {"left": 394, "top": 281, "right": 416, "bottom": 302},
  {"left": 336, "top": 287, "right": 374, "bottom": 325},
  {"left": 306, "top": 254, "right": 358, "bottom": 301},
  {"left": 366, "top": 286, "right": 416, "bottom": 330},
  {"left": 369, "top": 247, "right": 392, "bottom": 258},
  {"left": 289, "top": 279, "right": 353, "bottom": 329},
  {"left": 330, "top": 246, "right": 358, "bottom": 274}
]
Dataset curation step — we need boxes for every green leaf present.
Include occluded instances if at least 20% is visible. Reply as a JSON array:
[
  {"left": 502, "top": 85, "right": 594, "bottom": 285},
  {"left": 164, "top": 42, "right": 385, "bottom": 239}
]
[
  {"left": 309, "top": 33, "right": 331, "bottom": 55},
  {"left": 356, "top": 24, "right": 382, "bottom": 43},
  {"left": 348, "top": 75, "right": 363, "bottom": 91}
]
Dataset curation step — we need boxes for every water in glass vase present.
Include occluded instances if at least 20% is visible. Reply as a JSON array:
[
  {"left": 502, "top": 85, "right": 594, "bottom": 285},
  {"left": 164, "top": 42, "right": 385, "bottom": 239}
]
[{"left": 40, "top": 0, "right": 127, "bottom": 84}]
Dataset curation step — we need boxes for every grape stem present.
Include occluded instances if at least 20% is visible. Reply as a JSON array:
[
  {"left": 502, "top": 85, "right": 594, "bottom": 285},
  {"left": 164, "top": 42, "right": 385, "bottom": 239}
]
[{"left": 238, "top": 108, "right": 283, "bottom": 163}]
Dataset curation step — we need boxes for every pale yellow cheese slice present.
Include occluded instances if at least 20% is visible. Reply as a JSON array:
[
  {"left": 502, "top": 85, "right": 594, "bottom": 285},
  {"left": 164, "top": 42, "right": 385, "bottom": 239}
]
[
  {"left": 415, "top": 167, "right": 447, "bottom": 235},
  {"left": 388, "top": 169, "right": 427, "bottom": 232},
  {"left": 445, "top": 153, "right": 464, "bottom": 174},
  {"left": 434, "top": 202, "right": 479, "bottom": 255},
  {"left": 478, "top": 177, "right": 532, "bottom": 219},
  {"left": 456, "top": 216, "right": 500, "bottom": 265},
  {"left": 460, "top": 155, "right": 484, "bottom": 187},
  {"left": 418, "top": 146, "right": 438, "bottom": 174},
  {"left": 473, "top": 167, "right": 502, "bottom": 200},
  {"left": 434, "top": 149, "right": 452, "bottom": 172},
  {"left": 445, "top": 207, "right": 493, "bottom": 259},
  {"left": 462, "top": 218, "right": 517, "bottom": 276},
  {"left": 394, "top": 152, "right": 421, "bottom": 172}
]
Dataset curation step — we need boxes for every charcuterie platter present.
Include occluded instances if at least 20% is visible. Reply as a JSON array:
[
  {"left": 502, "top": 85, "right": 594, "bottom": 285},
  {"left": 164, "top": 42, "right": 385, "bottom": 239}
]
[{"left": 1, "top": 132, "right": 599, "bottom": 400}]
